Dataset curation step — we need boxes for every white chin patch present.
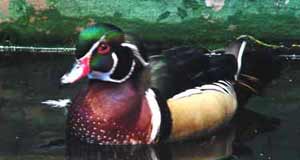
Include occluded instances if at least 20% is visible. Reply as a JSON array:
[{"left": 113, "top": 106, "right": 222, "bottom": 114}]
[{"left": 61, "top": 61, "right": 84, "bottom": 84}]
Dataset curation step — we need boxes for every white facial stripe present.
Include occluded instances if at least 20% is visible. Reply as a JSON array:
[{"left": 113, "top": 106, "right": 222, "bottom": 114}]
[
  {"left": 121, "top": 42, "right": 138, "bottom": 50},
  {"left": 87, "top": 52, "right": 118, "bottom": 81},
  {"left": 121, "top": 43, "right": 149, "bottom": 67},
  {"left": 109, "top": 52, "right": 119, "bottom": 74},
  {"left": 88, "top": 52, "right": 137, "bottom": 83},
  {"left": 77, "top": 37, "right": 143, "bottom": 83},
  {"left": 61, "top": 36, "right": 107, "bottom": 84},
  {"left": 81, "top": 35, "right": 106, "bottom": 59}
]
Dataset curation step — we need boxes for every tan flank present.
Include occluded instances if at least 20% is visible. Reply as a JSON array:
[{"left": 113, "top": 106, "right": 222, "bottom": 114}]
[{"left": 167, "top": 90, "right": 237, "bottom": 141}]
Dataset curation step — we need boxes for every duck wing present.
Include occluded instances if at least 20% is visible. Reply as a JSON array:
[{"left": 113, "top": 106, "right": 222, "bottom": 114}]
[{"left": 149, "top": 46, "right": 237, "bottom": 99}]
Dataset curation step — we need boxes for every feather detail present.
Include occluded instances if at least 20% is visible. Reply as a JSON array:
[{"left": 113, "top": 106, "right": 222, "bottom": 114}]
[
  {"left": 41, "top": 99, "right": 72, "bottom": 108},
  {"left": 236, "top": 80, "right": 258, "bottom": 94},
  {"left": 240, "top": 74, "right": 259, "bottom": 82},
  {"left": 145, "top": 89, "right": 162, "bottom": 143}
]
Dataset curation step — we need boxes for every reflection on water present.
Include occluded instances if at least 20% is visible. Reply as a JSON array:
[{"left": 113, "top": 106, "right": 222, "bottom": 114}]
[
  {"left": 66, "top": 126, "right": 235, "bottom": 160},
  {"left": 0, "top": 54, "right": 299, "bottom": 159}
]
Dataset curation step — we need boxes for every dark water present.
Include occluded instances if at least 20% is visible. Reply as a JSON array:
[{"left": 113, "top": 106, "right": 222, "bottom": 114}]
[{"left": 0, "top": 54, "right": 299, "bottom": 160}]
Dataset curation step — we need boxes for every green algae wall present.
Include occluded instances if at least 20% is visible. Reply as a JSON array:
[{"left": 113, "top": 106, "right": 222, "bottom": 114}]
[{"left": 0, "top": 0, "right": 299, "bottom": 48}]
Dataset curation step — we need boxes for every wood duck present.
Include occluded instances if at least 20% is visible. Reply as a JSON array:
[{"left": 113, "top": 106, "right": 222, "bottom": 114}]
[{"left": 59, "top": 23, "right": 264, "bottom": 145}]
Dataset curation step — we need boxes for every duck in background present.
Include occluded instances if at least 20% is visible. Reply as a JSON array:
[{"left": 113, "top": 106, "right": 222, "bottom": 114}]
[{"left": 57, "top": 23, "right": 282, "bottom": 145}]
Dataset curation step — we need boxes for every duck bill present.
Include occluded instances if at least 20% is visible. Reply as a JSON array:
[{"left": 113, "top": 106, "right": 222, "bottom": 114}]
[{"left": 60, "top": 54, "right": 91, "bottom": 85}]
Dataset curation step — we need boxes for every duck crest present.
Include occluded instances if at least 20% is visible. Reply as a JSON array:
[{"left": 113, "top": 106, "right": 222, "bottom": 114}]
[{"left": 67, "top": 80, "right": 154, "bottom": 145}]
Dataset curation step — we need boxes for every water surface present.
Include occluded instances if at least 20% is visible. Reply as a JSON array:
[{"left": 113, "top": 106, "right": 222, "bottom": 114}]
[{"left": 0, "top": 54, "right": 299, "bottom": 160}]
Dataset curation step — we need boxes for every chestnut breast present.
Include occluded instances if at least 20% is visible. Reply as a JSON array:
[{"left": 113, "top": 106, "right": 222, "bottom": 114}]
[{"left": 67, "top": 81, "right": 153, "bottom": 145}]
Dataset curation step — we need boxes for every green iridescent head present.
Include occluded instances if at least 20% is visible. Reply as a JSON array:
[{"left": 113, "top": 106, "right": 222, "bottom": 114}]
[
  {"left": 61, "top": 23, "right": 149, "bottom": 84},
  {"left": 75, "top": 23, "right": 125, "bottom": 58}
]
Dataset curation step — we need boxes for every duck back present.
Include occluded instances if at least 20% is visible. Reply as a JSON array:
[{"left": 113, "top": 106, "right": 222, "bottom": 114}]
[{"left": 149, "top": 46, "right": 237, "bottom": 98}]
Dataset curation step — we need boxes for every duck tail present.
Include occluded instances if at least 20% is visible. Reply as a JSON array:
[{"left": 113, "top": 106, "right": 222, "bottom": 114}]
[{"left": 225, "top": 41, "right": 284, "bottom": 106}]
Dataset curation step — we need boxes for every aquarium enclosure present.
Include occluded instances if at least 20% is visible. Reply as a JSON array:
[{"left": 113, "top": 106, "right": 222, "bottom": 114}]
[{"left": 0, "top": 0, "right": 300, "bottom": 160}]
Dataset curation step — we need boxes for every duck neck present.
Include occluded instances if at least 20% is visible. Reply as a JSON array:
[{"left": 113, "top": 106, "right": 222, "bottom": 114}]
[{"left": 87, "top": 78, "right": 141, "bottom": 93}]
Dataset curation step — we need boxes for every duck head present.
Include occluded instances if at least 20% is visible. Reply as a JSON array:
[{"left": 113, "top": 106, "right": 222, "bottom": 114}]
[{"left": 61, "top": 23, "right": 149, "bottom": 85}]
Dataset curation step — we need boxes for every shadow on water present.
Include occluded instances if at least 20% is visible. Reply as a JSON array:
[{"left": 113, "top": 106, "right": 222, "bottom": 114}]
[{"left": 0, "top": 53, "right": 299, "bottom": 159}]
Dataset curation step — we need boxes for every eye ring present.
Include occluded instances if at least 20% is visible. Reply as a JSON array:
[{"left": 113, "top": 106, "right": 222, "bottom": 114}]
[{"left": 97, "top": 43, "right": 111, "bottom": 55}]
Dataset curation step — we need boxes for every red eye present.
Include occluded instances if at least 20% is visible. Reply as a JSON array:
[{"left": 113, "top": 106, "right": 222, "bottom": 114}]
[{"left": 97, "top": 43, "right": 110, "bottom": 55}]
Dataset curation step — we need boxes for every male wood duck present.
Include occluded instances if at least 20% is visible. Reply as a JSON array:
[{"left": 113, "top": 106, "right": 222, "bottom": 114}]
[{"left": 59, "top": 23, "right": 275, "bottom": 145}]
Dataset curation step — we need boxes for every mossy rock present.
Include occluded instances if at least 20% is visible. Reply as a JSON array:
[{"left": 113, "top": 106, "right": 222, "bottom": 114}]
[{"left": 0, "top": 0, "right": 300, "bottom": 49}]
